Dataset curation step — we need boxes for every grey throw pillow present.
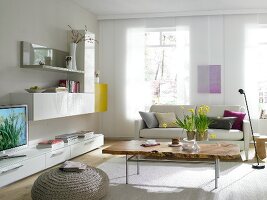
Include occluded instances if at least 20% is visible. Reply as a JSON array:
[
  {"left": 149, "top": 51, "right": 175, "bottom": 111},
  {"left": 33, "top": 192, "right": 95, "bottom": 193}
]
[
  {"left": 208, "top": 117, "right": 237, "bottom": 130},
  {"left": 139, "top": 111, "right": 159, "bottom": 128}
]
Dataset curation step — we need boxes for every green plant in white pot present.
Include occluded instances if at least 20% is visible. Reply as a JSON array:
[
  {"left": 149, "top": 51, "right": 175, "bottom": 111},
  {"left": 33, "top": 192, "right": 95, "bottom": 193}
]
[{"left": 176, "top": 108, "right": 196, "bottom": 140}]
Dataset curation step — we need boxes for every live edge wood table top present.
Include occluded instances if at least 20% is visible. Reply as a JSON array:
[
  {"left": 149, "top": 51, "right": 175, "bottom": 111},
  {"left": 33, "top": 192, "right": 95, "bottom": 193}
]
[{"left": 102, "top": 140, "right": 241, "bottom": 160}]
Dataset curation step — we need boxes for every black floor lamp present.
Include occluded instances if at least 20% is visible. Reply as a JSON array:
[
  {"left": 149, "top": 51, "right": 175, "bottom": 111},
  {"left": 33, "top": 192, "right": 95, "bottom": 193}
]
[{"left": 239, "top": 89, "right": 265, "bottom": 169}]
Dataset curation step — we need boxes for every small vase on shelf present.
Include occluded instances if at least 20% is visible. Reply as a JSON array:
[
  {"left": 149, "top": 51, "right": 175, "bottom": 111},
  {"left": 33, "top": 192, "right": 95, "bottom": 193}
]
[
  {"left": 95, "top": 71, "right": 100, "bottom": 83},
  {"left": 95, "top": 76, "right": 99, "bottom": 83},
  {"left": 65, "top": 56, "right": 72, "bottom": 70},
  {"left": 69, "top": 43, "right": 77, "bottom": 71}
]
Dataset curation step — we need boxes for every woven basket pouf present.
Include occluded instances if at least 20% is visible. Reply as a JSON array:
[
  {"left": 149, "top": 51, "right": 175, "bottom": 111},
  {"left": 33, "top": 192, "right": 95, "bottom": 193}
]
[{"left": 31, "top": 166, "right": 109, "bottom": 200}]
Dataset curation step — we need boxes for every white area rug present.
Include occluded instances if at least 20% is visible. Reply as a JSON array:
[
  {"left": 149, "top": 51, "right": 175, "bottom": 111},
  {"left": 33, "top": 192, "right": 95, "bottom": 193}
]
[{"left": 98, "top": 157, "right": 267, "bottom": 200}]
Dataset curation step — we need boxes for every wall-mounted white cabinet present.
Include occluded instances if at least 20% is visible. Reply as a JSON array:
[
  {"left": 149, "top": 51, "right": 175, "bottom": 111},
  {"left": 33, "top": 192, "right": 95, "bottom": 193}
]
[
  {"left": 10, "top": 93, "right": 95, "bottom": 121},
  {"left": 67, "top": 93, "right": 95, "bottom": 116}
]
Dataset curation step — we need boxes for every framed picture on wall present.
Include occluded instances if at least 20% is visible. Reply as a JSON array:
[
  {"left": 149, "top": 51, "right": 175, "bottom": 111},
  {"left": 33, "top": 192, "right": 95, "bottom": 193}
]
[{"left": 197, "top": 65, "right": 221, "bottom": 94}]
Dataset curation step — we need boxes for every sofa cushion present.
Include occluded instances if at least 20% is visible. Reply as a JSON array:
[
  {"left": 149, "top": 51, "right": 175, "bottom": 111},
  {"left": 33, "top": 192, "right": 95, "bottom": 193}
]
[
  {"left": 139, "top": 111, "right": 159, "bottom": 128},
  {"left": 208, "top": 129, "right": 243, "bottom": 140},
  {"left": 223, "top": 110, "right": 246, "bottom": 131},
  {"left": 208, "top": 117, "right": 237, "bottom": 130},
  {"left": 155, "top": 112, "right": 179, "bottom": 128},
  {"left": 140, "top": 128, "right": 186, "bottom": 139},
  {"left": 150, "top": 105, "right": 196, "bottom": 121}
]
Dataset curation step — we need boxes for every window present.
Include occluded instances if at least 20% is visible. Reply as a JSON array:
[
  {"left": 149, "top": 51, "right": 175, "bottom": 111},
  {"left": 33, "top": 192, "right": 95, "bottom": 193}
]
[
  {"left": 245, "top": 25, "right": 267, "bottom": 118},
  {"left": 144, "top": 28, "right": 189, "bottom": 110}
]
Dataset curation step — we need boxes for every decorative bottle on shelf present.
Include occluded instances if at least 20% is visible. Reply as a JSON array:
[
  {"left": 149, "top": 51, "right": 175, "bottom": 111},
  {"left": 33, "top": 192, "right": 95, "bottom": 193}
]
[
  {"left": 95, "top": 71, "right": 100, "bottom": 83},
  {"left": 95, "top": 77, "right": 99, "bottom": 83},
  {"left": 69, "top": 43, "right": 77, "bottom": 71}
]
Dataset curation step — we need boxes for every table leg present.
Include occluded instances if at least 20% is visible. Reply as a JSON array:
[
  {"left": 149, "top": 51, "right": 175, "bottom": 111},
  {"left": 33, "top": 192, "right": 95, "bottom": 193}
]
[
  {"left": 215, "top": 158, "right": 219, "bottom": 189},
  {"left": 217, "top": 159, "right": 220, "bottom": 178},
  {"left": 126, "top": 154, "right": 128, "bottom": 184},
  {"left": 137, "top": 154, "right": 140, "bottom": 175}
]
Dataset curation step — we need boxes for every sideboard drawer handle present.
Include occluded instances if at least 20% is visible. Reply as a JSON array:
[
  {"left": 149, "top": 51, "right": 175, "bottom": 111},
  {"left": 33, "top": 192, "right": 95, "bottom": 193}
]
[
  {"left": 84, "top": 140, "right": 93, "bottom": 145},
  {"left": 0, "top": 164, "right": 24, "bottom": 174},
  {"left": 51, "top": 151, "right": 64, "bottom": 157}
]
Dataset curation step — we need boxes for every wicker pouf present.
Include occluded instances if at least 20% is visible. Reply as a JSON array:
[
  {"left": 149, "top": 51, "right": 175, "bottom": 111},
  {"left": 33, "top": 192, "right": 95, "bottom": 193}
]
[{"left": 31, "top": 166, "right": 109, "bottom": 200}]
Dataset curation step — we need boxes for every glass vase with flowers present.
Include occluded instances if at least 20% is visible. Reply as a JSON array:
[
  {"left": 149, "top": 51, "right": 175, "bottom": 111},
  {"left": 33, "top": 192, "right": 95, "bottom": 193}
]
[{"left": 68, "top": 25, "right": 98, "bottom": 70}]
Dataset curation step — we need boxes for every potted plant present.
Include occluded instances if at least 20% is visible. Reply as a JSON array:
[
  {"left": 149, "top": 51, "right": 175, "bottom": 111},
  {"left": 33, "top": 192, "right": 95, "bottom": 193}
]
[
  {"left": 195, "top": 105, "right": 211, "bottom": 141},
  {"left": 176, "top": 108, "right": 196, "bottom": 140}
]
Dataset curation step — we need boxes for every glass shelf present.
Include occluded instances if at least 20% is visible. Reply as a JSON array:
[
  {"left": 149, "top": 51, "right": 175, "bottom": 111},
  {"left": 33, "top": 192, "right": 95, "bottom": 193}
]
[{"left": 21, "top": 65, "right": 84, "bottom": 74}]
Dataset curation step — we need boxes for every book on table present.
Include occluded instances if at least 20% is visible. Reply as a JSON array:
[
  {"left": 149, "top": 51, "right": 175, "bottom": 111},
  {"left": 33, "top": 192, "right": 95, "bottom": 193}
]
[
  {"left": 74, "top": 131, "right": 94, "bottom": 140},
  {"left": 55, "top": 134, "right": 78, "bottom": 144},
  {"left": 60, "top": 161, "right": 87, "bottom": 172},
  {"left": 55, "top": 133, "right": 78, "bottom": 139},
  {"left": 55, "top": 131, "right": 95, "bottom": 144},
  {"left": 43, "top": 87, "right": 68, "bottom": 93},
  {"left": 36, "top": 139, "right": 65, "bottom": 150}
]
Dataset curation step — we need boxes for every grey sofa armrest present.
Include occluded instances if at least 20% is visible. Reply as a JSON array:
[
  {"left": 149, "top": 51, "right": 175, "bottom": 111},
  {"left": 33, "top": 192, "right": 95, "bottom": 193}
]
[
  {"left": 135, "top": 119, "right": 147, "bottom": 139},
  {"left": 243, "top": 120, "right": 251, "bottom": 151}
]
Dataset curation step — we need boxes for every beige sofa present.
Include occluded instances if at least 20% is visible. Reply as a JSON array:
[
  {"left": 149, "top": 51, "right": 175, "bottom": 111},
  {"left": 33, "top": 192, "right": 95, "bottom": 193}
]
[{"left": 135, "top": 105, "right": 251, "bottom": 160}]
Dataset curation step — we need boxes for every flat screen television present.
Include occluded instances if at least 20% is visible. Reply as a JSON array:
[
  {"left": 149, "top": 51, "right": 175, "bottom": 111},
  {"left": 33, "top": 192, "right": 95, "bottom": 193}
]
[{"left": 0, "top": 105, "right": 28, "bottom": 154}]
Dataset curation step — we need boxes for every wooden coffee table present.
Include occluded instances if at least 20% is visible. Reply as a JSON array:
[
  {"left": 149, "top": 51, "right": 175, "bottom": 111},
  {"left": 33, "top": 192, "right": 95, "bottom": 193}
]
[{"left": 102, "top": 140, "right": 241, "bottom": 189}]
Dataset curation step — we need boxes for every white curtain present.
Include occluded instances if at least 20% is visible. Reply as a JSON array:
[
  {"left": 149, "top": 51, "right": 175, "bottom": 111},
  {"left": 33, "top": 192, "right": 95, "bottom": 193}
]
[
  {"left": 245, "top": 23, "right": 267, "bottom": 118},
  {"left": 99, "top": 14, "right": 266, "bottom": 138},
  {"left": 99, "top": 19, "right": 146, "bottom": 138},
  {"left": 175, "top": 25, "right": 190, "bottom": 104}
]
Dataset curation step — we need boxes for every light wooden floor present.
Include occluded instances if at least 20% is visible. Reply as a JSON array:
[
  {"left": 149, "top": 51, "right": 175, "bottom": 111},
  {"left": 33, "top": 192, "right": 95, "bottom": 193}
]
[
  {"left": 0, "top": 141, "right": 264, "bottom": 200},
  {"left": 0, "top": 140, "right": 118, "bottom": 200}
]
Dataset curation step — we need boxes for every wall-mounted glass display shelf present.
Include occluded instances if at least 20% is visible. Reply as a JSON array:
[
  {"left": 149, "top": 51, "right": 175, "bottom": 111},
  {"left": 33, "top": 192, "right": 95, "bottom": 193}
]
[
  {"left": 20, "top": 65, "right": 84, "bottom": 74},
  {"left": 20, "top": 41, "right": 84, "bottom": 74}
]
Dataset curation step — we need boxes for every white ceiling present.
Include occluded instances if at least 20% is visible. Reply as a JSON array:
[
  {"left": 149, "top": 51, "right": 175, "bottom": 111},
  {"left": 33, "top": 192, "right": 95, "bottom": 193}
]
[{"left": 72, "top": 0, "right": 267, "bottom": 19}]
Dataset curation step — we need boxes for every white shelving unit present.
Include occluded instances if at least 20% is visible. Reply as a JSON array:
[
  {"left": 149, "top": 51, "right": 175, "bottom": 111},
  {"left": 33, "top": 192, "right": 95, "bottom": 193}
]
[
  {"left": 0, "top": 134, "right": 104, "bottom": 188},
  {"left": 2, "top": 35, "right": 101, "bottom": 188},
  {"left": 16, "top": 32, "right": 96, "bottom": 121}
]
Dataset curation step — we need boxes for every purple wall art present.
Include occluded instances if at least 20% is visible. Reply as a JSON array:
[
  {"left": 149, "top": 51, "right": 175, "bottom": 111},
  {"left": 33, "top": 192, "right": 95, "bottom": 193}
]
[{"left": 198, "top": 65, "right": 221, "bottom": 93}]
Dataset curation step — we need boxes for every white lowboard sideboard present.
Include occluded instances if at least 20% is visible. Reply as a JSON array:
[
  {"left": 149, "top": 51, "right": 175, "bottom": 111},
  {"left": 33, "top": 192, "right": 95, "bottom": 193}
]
[{"left": 0, "top": 134, "right": 104, "bottom": 188}]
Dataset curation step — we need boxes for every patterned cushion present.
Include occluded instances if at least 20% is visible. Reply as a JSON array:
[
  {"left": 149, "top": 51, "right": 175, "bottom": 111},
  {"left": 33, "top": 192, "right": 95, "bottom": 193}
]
[{"left": 155, "top": 112, "right": 179, "bottom": 128}]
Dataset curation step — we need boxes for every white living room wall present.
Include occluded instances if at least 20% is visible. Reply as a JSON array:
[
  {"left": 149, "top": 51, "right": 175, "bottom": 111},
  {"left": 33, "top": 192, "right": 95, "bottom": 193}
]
[
  {"left": 99, "top": 14, "right": 266, "bottom": 138},
  {"left": 0, "top": 0, "right": 99, "bottom": 141}
]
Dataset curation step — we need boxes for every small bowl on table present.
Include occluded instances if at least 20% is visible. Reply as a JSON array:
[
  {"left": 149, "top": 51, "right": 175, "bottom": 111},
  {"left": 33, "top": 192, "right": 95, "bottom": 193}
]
[
  {"left": 168, "top": 138, "right": 181, "bottom": 147},
  {"left": 25, "top": 88, "right": 46, "bottom": 93}
]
